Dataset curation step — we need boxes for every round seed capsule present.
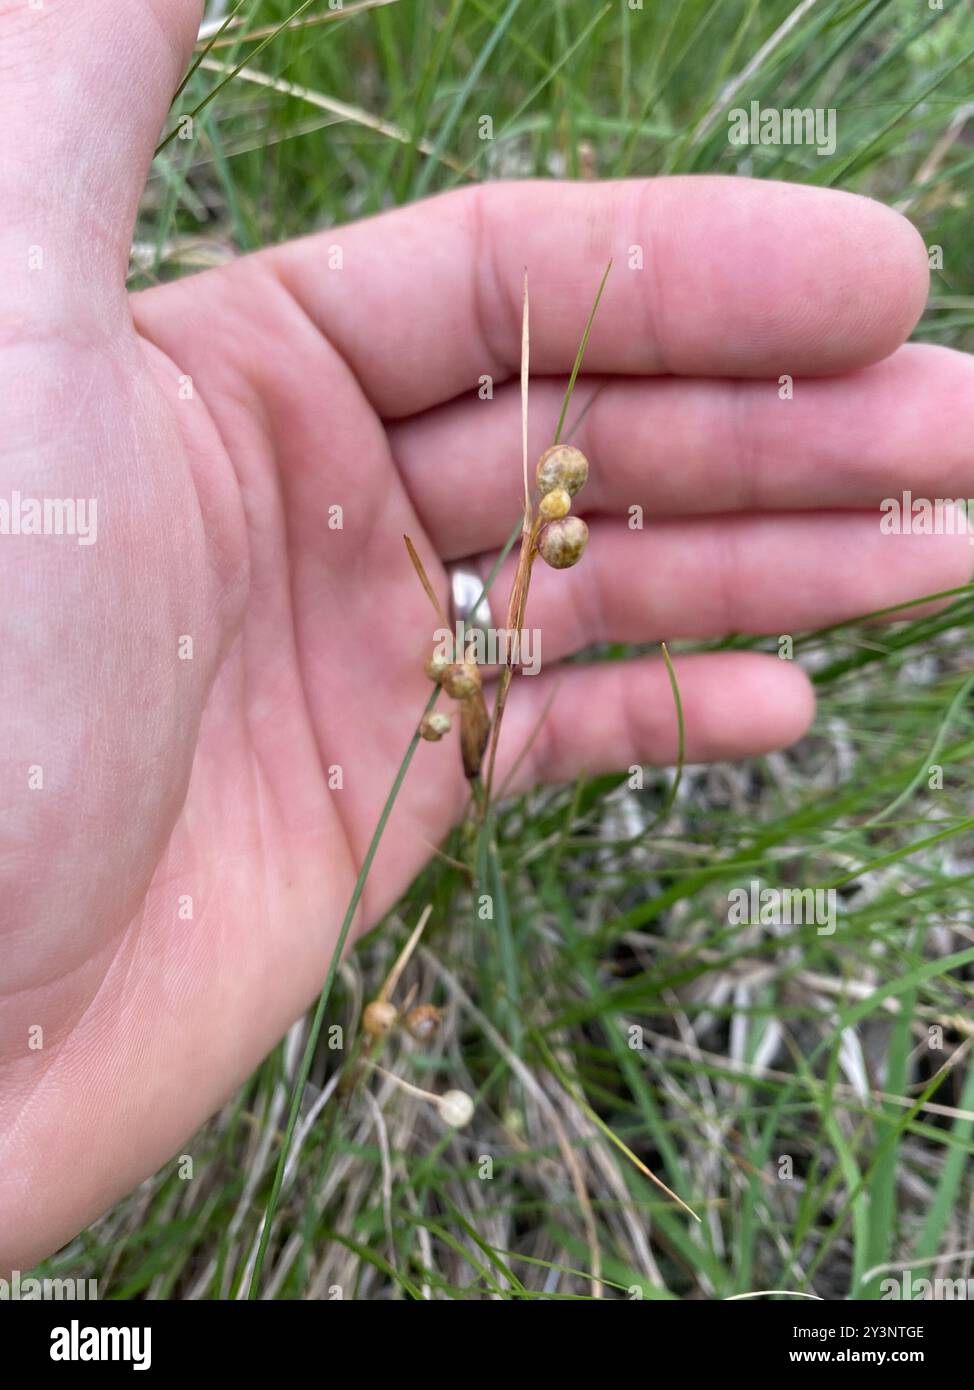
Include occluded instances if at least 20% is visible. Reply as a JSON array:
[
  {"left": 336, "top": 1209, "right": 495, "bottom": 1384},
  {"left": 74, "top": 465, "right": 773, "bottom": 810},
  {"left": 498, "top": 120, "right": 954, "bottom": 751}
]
[
  {"left": 425, "top": 649, "right": 451, "bottom": 682},
  {"left": 437, "top": 1089, "right": 475, "bottom": 1128},
  {"left": 419, "top": 712, "right": 452, "bottom": 741},
  {"left": 536, "top": 444, "right": 589, "bottom": 499},
  {"left": 404, "top": 1004, "right": 442, "bottom": 1041},
  {"left": 363, "top": 1000, "right": 398, "bottom": 1036},
  {"left": 538, "top": 486, "right": 571, "bottom": 521},
  {"left": 538, "top": 516, "right": 589, "bottom": 570},
  {"left": 441, "top": 660, "right": 482, "bottom": 699}
]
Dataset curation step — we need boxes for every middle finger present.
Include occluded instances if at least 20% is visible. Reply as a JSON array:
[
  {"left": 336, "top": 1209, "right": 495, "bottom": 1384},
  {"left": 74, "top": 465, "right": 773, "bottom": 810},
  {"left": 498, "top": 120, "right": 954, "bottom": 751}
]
[{"left": 389, "top": 343, "right": 974, "bottom": 561}]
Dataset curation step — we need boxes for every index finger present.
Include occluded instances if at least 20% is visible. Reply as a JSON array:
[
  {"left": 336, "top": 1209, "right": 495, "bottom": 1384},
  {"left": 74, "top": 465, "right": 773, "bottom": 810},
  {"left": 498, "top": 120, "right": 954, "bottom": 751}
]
[{"left": 267, "top": 175, "right": 930, "bottom": 417}]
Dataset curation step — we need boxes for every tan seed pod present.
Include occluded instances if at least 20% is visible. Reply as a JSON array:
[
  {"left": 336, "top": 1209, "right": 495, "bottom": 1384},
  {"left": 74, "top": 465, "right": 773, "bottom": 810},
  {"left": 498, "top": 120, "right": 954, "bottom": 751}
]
[
  {"left": 437, "top": 1089, "right": 475, "bottom": 1128},
  {"left": 425, "top": 649, "right": 451, "bottom": 682},
  {"left": 538, "top": 516, "right": 589, "bottom": 570},
  {"left": 404, "top": 1003, "right": 442, "bottom": 1041},
  {"left": 419, "top": 711, "right": 451, "bottom": 741},
  {"left": 460, "top": 688, "right": 490, "bottom": 780},
  {"left": 362, "top": 1000, "right": 398, "bottom": 1037},
  {"left": 538, "top": 486, "right": 571, "bottom": 521},
  {"left": 536, "top": 444, "right": 589, "bottom": 498},
  {"left": 441, "top": 660, "right": 482, "bottom": 699}
]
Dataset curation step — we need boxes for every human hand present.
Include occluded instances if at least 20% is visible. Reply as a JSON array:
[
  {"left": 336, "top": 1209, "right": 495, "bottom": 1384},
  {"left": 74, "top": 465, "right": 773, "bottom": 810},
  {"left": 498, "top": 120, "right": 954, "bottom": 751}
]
[{"left": 2, "top": 0, "right": 971, "bottom": 1271}]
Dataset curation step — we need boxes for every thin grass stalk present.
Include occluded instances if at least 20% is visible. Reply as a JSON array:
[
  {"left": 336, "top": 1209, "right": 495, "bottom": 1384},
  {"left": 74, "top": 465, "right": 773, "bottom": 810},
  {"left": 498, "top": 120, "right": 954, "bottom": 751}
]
[
  {"left": 157, "top": 0, "right": 324, "bottom": 156},
  {"left": 482, "top": 261, "right": 612, "bottom": 813},
  {"left": 247, "top": 685, "right": 440, "bottom": 1297}
]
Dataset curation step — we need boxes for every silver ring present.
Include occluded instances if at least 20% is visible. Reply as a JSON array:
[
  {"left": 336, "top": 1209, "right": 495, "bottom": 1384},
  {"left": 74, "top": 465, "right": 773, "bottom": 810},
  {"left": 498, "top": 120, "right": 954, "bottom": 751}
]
[{"left": 448, "top": 564, "right": 492, "bottom": 638}]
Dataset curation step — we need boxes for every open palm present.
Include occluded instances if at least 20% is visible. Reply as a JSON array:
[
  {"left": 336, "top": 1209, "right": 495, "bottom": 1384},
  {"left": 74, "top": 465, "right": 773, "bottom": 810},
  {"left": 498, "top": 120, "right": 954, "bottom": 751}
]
[{"left": 3, "top": 0, "right": 972, "bottom": 1271}]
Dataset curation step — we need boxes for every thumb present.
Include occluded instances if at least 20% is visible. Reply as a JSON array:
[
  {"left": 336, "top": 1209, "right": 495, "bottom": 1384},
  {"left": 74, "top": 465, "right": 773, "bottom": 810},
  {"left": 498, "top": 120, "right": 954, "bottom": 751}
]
[{"left": 0, "top": 0, "right": 203, "bottom": 310}]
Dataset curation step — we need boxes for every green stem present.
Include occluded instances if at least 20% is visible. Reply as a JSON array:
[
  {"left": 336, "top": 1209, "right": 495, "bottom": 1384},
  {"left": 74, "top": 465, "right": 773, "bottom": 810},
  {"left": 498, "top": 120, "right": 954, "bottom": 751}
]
[{"left": 247, "top": 684, "right": 439, "bottom": 1297}]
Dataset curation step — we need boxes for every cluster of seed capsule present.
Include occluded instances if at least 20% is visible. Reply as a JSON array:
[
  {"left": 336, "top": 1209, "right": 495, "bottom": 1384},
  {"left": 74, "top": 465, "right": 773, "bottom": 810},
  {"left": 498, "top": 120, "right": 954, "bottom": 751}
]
[
  {"left": 362, "top": 999, "right": 474, "bottom": 1127},
  {"left": 363, "top": 998, "right": 442, "bottom": 1042},
  {"left": 419, "top": 651, "right": 483, "bottom": 744},
  {"left": 418, "top": 443, "right": 589, "bottom": 749},
  {"left": 534, "top": 443, "right": 590, "bottom": 569}
]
